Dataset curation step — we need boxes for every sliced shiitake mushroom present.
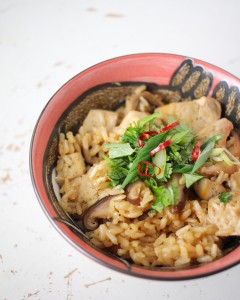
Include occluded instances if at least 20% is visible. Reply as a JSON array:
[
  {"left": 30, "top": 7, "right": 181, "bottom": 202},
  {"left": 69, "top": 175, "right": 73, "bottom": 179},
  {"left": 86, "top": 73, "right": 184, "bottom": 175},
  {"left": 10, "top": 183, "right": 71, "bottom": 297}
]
[
  {"left": 125, "top": 180, "right": 145, "bottom": 206},
  {"left": 82, "top": 195, "right": 114, "bottom": 231},
  {"left": 169, "top": 174, "right": 188, "bottom": 214}
]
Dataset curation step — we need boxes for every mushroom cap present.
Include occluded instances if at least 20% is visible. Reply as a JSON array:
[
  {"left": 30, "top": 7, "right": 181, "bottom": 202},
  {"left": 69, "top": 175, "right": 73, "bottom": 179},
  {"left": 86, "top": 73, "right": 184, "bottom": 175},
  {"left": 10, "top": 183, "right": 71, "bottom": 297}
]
[{"left": 82, "top": 195, "right": 113, "bottom": 231}]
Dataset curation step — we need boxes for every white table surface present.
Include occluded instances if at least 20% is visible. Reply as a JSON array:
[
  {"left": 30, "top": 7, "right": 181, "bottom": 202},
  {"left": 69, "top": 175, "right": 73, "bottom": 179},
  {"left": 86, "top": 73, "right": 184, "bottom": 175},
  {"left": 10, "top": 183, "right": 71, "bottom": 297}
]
[{"left": 1, "top": 0, "right": 240, "bottom": 299}]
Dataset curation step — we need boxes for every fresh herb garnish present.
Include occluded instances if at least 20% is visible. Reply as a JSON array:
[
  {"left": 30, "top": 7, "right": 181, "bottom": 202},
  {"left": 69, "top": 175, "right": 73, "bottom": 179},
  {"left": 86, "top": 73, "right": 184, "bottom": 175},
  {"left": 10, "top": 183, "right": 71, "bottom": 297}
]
[
  {"left": 173, "top": 164, "right": 193, "bottom": 173},
  {"left": 191, "top": 134, "right": 223, "bottom": 173},
  {"left": 183, "top": 173, "right": 204, "bottom": 188},
  {"left": 104, "top": 112, "right": 224, "bottom": 212},
  {"left": 121, "top": 113, "right": 160, "bottom": 148},
  {"left": 218, "top": 192, "right": 232, "bottom": 204},
  {"left": 121, "top": 131, "right": 167, "bottom": 188},
  {"left": 147, "top": 179, "right": 179, "bottom": 212},
  {"left": 104, "top": 143, "right": 135, "bottom": 159}
]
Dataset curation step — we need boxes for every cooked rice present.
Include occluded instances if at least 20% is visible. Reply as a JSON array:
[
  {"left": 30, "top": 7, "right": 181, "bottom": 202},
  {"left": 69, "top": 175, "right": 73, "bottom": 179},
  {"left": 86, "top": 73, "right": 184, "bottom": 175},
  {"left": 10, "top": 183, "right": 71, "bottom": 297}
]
[{"left": 55, "top": 87, "right": 238, "bottom": 268}]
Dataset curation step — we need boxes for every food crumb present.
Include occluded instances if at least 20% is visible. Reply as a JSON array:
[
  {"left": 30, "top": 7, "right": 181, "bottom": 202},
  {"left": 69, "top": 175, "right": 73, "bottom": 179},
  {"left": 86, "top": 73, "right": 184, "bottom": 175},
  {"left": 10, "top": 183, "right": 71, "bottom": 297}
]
[
  {"left": 36, "top": 82, "right": 43, "bottom": 88},
  {"left": 105, "top": 12, "right": 124, "bottom": 18},
  {"left": 84, "top": 277, "right": 111, "bottom": 288},
  {"left": 6, "top": 144, "right": 20, "bottom": 151},
  {"left": 1, "top": 173, "right": 11, "bottom": 183},
  {"left": 53, "top": 61, "right": 64, "bottom": 67},
  {"left": 64, "top": 268, "right": 78, "bottom": 279},
  {"left": 23, "top": 291, "right": 40, "bottom": 299},
  {"left": 86, "top": 7, "right": 96, "bottom": 12}
]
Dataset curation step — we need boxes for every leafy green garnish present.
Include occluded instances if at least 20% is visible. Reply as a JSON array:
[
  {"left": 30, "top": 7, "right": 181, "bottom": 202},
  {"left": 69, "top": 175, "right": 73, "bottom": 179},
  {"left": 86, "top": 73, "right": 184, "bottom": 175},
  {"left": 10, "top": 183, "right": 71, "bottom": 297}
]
[
  {"left": 121, "top": 132, "right": 167, "bottom": 188},
  {"left": 171, "top": 129, "right": 191, "bottom": 144},
  {"left": 137, "top": 112, "right": 161, "bottom": 128},
  {"left": 173, "top": 164, "right": 194, "bottom": 173},
  {"left": 200, "top": 134, "right": 223, "bottom": 150},
  {"left": 104, "top": 111, "right": 225, "bottom": 213},
  {"left": 104, "top": 143, "right": 135, "bottom": 159},
  {"left": 218, "top": 192, "right": 232, "bottom": 204},
  {"left": 103, "top": 155, "right": 131, "bottom": 187},
  {"left": 147, "top": 179, "right": 179, "bottom": 212},
  {"left": 166, "top": 123, "right": 195, "bottom": 165},
  {"left": 183, "top": 173, "right": 204, "bottom": 188},
  {"left": 191, "top": 134, "right": 223, "bottom": 173},
  {"left": 121, "top": 112, "right": 160, "bottom": 148}
]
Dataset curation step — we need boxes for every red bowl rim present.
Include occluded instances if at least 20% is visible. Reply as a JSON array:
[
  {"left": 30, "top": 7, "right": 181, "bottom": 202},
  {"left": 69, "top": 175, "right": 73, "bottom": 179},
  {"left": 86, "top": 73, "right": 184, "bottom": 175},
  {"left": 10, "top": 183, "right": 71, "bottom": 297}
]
[{"left": 30, "top": 53, "right": 240, "bottom": 280}]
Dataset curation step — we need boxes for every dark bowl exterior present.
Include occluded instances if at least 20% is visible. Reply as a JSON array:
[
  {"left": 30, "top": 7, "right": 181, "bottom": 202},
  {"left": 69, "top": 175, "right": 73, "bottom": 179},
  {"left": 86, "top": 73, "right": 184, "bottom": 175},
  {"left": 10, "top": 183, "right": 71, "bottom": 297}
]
[{"left": 30, "top": 53, "right": 240, "bottom": 280}]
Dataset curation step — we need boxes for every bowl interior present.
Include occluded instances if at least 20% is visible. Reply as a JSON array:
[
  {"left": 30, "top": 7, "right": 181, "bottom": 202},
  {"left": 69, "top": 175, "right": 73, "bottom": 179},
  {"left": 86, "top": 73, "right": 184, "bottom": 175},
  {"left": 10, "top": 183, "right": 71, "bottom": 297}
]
[{"left": 31, "top": 54, "right": 240, "bottom": 280}]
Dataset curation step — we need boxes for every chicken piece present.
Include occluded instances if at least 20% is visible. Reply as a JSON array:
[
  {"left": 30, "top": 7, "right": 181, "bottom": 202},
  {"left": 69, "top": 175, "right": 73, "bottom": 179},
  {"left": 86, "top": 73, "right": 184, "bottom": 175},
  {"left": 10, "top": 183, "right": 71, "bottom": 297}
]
[
  {"left": 227, "top": 130, "right": 240, "bottom": 158},
  {"left": 78, "top": 173, "right": 99, "bottom": 209},
  {"left": 197, "top": 118, "right": 233, "bottom": 147},
  {"left": 198, "top": 161, "right": 238, "bottom": 177},
  {"left": 56, "top": 152, "right": 86, "bottom": 185},
  {"left": 228, "top": 171, "right": 240, "bottom": 192},
  {"left": 155, "top": 96, "right": 221, "bottom": 133},
  {"left": 208, "top": 192, "right": 240, "bottom": 236},
  {"left": 125, "top": 85, "right": 147, "bottom": 113},
  {"left": 120, "top": 110, "right": 149, "bottom": 129},
  {"left": 82, "top": 109, "right": 119, "bottom": 133},
  {"left": 194, "top": 171, "right": 228, "bottom": 200},
  {"left": 113, "top": 110, "right": 149, "bottom": 136}
]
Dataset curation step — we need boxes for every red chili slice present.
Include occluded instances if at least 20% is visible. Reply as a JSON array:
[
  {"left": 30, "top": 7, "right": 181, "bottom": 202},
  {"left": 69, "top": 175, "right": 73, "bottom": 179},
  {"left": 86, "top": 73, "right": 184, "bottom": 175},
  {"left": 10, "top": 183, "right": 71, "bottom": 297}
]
[
  {"left": 150, "top": 140, "right": 172, "bottom": 156},
  {"left": 160, "top": 121, "right": 179, "bottom": 133},
  {"left": 138, "top": 161, "right": 160, "bottom": 177},
  {"left": 138, "top": 131, "right": 158, "bottom": 148},
  {"left": 192, "top": 140, "right": 201, "bottom": 161}
]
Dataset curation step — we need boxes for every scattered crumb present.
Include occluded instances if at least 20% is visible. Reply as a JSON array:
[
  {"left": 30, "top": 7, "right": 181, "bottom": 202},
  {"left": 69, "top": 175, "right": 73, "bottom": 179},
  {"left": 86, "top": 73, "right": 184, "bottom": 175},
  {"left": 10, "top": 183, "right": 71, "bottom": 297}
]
[
  {"left": 1, "top": 173, "right": 11, "bottom": 183},
  {"left": 0, "top": 254, "right": 3, "bottom": 262},
  {"left": 64, "top": 269, "right": 78, "bottom": 300},
  {"left": 36, "top": 82, "right": 43, "bottom": 88},
  {"left": 23, "top": 291, "right": 40, "bottom": 299},
  {"left": 105, "top": 13, "right": 124, "bottom": 18},
  {"left": 6, "top": 144, "right": 21, "bottom": 151},
  {"left": 10, "top": 269, "right": 17, "bottom": 275},
  {"left": 64, "top": 268, "right": 78, "bottom": 279},
  {"left": 14, "top": 244, "right": 18, "bottom": 248},
  {"left": 48, "top": 272, "right": 53, "bottom": 293},
  {"left": 53, "top": 61, "right": 64, "bottom": 67},
  {"left": 86, "top": 7, "right": 96, "bottom": 12},
  {"left": 84, "top": 277, "right": 111, "bottom": 288}
]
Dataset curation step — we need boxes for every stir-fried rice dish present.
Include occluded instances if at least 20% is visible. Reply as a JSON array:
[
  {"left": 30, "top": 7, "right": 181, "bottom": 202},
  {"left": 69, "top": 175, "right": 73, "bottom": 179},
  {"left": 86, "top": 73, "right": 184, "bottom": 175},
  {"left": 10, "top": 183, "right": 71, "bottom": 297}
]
[{"left": 55, "top": 85, "right": 240, "bottom": 267}]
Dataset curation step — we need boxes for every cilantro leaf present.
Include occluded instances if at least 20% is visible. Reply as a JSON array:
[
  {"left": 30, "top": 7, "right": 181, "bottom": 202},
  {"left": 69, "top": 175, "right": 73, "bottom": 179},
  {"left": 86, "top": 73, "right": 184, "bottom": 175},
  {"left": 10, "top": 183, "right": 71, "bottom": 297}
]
[
  {"left": 104, "top": 143, "right": 135, "bottom": 158},
  {"left": 171, "top": 130, "right": 191, "bottom": 144},
  {"left": 121, "top": 125, "right": 143, "bottom": 148},
  {"left": 103, "top": 155, "right": 131, "bottom": 187},
  {"left": 218, "top": 192, "right": 232, "bottom": 204},
  {"left": 121, "top": 112, "right": 161, "bottom": 148},
  {"left": 137, "top": 112, "right": 161, "bottom": 128},
  {"left": 147, "top": 180, "right": 179, "bottom": 212},
  {"left": 183, "top": 173, "right": 204, "bottom": 188}
]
